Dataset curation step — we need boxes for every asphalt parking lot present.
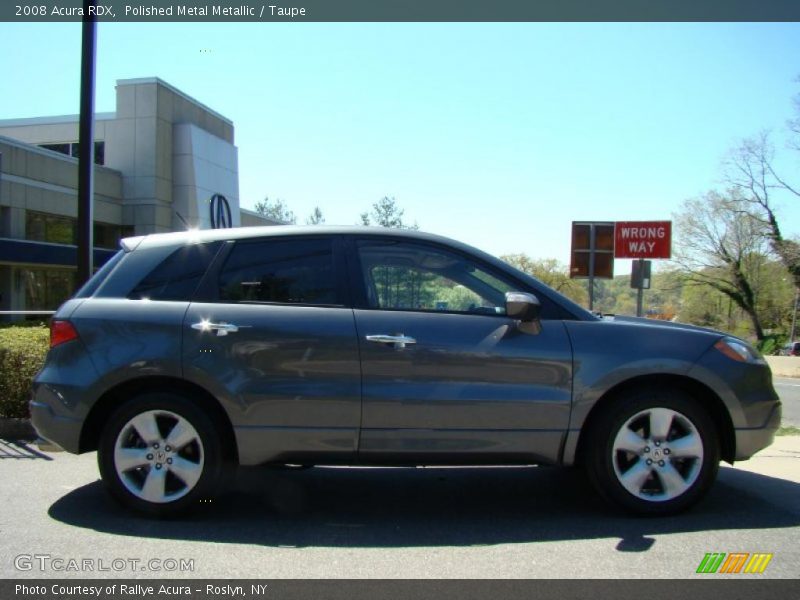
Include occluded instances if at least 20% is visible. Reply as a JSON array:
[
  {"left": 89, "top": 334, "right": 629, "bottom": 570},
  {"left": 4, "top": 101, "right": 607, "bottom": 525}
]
[{"left": 0, "top": 433, "right": 798, "bottom": 579}]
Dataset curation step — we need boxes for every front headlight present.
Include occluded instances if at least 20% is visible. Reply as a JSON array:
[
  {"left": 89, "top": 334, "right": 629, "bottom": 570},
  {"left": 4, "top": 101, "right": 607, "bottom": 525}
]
[{"left": 713, "top": 337, "right": 763, "bottom": 363}]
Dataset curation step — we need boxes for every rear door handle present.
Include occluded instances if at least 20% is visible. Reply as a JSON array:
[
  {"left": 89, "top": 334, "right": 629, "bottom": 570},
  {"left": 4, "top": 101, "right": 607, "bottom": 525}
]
[
  {"left": 191, "top": 321, "right": 243, "bottom": 337},
  {"left": 365, "top": 334, "right": 417, "bottom": 349}
]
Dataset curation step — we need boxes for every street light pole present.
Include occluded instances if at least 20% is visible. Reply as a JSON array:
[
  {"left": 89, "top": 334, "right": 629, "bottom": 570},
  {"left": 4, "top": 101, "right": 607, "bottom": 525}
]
[
  {"left": 791, "top": 287, "right": 799, "bottom": 343},
  {"left": 76, "top": 0, "right": 97, "bottom": 286}
]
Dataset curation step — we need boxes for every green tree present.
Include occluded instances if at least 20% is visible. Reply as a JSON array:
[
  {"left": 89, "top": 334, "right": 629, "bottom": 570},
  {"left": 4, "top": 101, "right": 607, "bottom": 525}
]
[
  {"left": 360, "top": 196, "right": 418, "bottom": 229},
  {"left": 672, "top": 190, "right": 771, "bottom": 340},
  {"left": 501, "top": 254, "right": 588, "bottom": 306},
  {"left": 306, "top": 206, "right": 325, "bottom": 225},
  {"left": 254, "top": 197, "right": 296, "bottom": 224}
]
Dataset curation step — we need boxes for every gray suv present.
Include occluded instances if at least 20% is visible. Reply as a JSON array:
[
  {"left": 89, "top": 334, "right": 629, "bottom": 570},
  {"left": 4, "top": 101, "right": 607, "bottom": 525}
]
[{"left": 31, "top": 226, "right": 781, "bottom": 516}]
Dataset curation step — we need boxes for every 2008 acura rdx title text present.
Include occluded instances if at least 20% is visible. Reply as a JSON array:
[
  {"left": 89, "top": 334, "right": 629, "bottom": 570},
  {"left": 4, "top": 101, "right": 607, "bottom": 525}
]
[{"left": 30, "top": 226, "right": 781, "bottom": 516}]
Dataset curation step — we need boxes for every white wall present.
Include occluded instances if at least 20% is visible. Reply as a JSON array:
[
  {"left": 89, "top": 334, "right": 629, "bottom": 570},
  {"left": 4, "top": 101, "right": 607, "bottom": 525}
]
[{"left": 172, "top": 123, "right": 240, "bottom": 230}]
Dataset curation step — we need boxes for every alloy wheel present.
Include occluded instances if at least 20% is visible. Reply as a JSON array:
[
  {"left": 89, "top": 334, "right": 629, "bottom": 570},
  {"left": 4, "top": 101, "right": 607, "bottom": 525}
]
[
  {"left": 113, "top": 410, "right": 205, "bottom": 504},
  {"left": 611, "top": 407, "right": 704, "bottom": 502}
]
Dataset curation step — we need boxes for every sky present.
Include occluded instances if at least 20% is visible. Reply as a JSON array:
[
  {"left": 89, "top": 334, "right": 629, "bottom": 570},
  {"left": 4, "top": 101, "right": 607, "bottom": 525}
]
[{"left": 1, "top": 22, "right": 799, "bottom": 273}]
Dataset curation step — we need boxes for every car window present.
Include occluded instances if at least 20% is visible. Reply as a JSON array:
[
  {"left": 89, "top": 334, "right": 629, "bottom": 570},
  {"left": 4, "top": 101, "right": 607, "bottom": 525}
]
[
  {"left": 357, "top": 239, "right": 514, "bottom": 315},
  {"left": 218, "top": 237, "right": 338, "bottom": 305},
  {"left": 74, "top": 249, "right": 125, "bottom": 298},
  {"left": 129, "top": 242, "right": 221, "bottom": 301}
]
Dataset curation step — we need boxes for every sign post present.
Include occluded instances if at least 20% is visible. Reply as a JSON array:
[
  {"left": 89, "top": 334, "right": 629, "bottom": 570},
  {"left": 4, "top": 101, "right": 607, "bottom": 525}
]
[{"left": 631, "top": 259, "right": 652, "bottom": 317}]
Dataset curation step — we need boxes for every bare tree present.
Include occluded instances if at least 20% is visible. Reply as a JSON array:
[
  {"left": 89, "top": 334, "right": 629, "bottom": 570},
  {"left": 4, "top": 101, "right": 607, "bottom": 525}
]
[
  {"left": 789, "top": 76, "right": 800, "bottom": 150},
  {"left": 725, "top": 132, "right": 800, "bottom": 290},
  {"left": 672, "top": 190, "right": 771, "bottom": 340},
  {"left": 254, "top": 197, "right": 296, "bottom": 224}
]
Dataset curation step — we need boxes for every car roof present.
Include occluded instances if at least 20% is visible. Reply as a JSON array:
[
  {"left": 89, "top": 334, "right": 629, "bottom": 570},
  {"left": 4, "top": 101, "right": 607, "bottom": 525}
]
[{"left": 124, "top": 225, "right": 489, "bottom": 255}]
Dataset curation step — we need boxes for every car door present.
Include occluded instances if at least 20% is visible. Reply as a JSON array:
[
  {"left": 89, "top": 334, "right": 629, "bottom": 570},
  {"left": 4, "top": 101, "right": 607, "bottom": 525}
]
[
  {"left": 351, "top": 237, "right": 573, "bottom": 464},
  {"left": 183, "top": 235, "right": 361, "bottom": 466}
]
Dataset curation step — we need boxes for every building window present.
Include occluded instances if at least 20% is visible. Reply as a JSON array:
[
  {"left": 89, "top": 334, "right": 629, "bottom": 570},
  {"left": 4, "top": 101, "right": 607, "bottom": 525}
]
[
  {"left": 21, "top": 267, "right": 76, "bottom": 311},
  {"left": 0, "top": 207, "right": 11, "bottom": 238},
  {"left": 39, "top": 142, "right": 70, "bottom": 156},
  {"left": 26, "top": 211, "right": 76, "bottom": 245},
  {"left": 38, "top": 141, "right": 105, "bottom": 166},
  {"left": 94, "top": 222, "right": 134, "bottom": 249},
  {"left": 26, "top": 210, "right": 131, "bottom": 249}
]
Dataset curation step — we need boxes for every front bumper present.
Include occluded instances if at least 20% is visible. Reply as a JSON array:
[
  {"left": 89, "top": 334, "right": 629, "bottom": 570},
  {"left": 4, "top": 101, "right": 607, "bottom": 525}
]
[{"left": 734, "top": 401, "right": 782, "bottom": 461}]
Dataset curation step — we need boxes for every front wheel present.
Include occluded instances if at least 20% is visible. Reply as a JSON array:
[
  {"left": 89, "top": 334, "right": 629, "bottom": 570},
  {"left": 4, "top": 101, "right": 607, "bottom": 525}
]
[
  {"left": 98, "top": 393, "right": 224, "bottom": 517},
  {"left": 585, "top": 389, "right": 720, "bottom": 515}
]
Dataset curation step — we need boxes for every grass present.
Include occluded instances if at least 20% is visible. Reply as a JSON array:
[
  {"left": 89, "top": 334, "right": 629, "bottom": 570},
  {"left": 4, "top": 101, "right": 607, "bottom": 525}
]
[{"left": 776, "top": 425, "right": 800, "bottom": 436}]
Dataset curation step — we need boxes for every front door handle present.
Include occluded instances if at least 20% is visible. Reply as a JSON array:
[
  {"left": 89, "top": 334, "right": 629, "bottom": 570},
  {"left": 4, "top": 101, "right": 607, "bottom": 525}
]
[
  {"left": 191, "top": 320, "right": 241, "bottom": 337},
  {"left": 365, "top": 334, "right": 417, "bottom": 349}
]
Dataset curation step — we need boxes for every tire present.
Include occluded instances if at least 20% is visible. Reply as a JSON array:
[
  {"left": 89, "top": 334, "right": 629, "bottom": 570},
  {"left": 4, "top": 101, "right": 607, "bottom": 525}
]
[
  {"left": 584, "top": 388, "right": 720, "bottom": 516},
  {"left": 98, "top": 392, "right": 224, "bottom": 517}
]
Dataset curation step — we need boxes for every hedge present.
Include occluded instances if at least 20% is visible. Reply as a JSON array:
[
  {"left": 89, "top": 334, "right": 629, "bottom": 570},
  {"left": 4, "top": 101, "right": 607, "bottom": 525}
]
[{"left": 0, "top": 325, "right": 50, "bottom": 418}]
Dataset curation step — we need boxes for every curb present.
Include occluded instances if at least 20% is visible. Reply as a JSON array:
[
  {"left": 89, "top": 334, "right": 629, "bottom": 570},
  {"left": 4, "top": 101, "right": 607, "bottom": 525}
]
[{"left": 0, "top": 418, "right": 36, "bottom": 440}]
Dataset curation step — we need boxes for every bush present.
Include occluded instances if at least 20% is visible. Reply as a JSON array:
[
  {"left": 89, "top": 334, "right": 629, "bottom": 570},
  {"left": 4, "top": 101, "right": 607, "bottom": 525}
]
[
  {"left": 756, "top": 334, "right": 786, "bottom": 356},
  {"left": 0, "top": 320, "right": 48, "bottom": 329},
  {"left": 0, "top": 325, "right": 49, "bottom": 418}
]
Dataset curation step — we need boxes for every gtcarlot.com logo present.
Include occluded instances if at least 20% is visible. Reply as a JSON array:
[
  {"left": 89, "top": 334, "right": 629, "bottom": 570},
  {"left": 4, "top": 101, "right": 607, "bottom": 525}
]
[
  {"left": 696, "top": 552, "right": 773, "bottom": 574},
  {"left": 14, "top": 554, "right": 195, "bottom": 573}
]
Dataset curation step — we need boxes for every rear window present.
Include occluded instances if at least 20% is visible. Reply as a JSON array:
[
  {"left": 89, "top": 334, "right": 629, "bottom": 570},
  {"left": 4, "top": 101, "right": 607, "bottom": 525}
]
[
  {"left": 73, "top": 250, "right": 125, "bottom": 299},
  {"left": 129, "top": 242, "right": 221, "bottom": 301}
]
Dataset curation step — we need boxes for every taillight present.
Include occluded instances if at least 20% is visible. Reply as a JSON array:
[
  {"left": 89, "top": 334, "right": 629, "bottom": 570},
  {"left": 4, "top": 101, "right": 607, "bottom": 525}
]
[{"left": 50, "top": 320, "right": 79, "bottom": 348}]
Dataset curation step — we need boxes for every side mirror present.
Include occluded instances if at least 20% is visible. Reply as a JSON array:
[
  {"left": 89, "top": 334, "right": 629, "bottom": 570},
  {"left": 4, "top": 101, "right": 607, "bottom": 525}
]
[{"left": 505, "top": 291, "right": 541, "bottom": 322}]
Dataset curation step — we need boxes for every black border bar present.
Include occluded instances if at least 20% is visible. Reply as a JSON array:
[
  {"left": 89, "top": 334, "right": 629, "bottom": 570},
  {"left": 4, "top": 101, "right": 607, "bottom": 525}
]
[
  {"left": 4, "top": 579, "right": 800, "bottom": 600},
  {"left": 4, "top": 1, "right": 800, "bottom": 22}
]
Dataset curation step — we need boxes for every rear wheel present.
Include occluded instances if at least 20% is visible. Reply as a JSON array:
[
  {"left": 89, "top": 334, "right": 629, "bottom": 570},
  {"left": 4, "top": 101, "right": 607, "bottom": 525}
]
[
  {"left": 98, "top": 393, "right": 224, "bottom": 516},
  {"left": 585, "top": 389, "right": 720, "bottom": 515}
]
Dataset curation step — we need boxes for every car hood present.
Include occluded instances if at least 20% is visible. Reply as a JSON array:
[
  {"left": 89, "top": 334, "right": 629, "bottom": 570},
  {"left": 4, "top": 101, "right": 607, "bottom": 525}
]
[{"left": 601, "top": 314, "right": 726, "bottom": 338}]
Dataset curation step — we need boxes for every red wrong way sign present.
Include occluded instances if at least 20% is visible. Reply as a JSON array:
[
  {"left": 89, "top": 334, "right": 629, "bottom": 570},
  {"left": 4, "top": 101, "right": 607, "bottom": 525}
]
[{"left": 614, "top": 221, "right": 672, "bottom": 259}]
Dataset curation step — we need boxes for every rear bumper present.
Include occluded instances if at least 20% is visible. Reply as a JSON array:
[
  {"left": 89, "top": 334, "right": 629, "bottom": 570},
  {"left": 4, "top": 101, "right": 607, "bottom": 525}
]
[
  {"left": 29, "top": 399, "right": 81, "bottom": 454},
  {"left": 734, "top": 401, "right": 781, "bottom": 461}
]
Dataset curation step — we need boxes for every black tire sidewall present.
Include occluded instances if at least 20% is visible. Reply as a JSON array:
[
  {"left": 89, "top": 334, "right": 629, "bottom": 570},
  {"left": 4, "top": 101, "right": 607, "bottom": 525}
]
[
  {"left": 98, "top": 392, "right": 223, "bottom": 517},
  {"left": 586, "top": 389, "right": 720, "bottom": 516}
]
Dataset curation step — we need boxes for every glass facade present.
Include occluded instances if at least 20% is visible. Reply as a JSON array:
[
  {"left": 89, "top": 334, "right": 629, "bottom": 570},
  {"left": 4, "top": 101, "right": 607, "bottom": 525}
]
[{"left": 25, "top": 210, "right": 134, "bottom": 249}]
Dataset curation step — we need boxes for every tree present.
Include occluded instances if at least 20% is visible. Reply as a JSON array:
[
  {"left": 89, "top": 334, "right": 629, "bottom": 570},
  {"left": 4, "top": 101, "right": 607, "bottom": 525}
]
[
  {"left": 789, "top": 75, "right": 800, "bottom": 151},
  {"left": 672, "top": 190, "right": 771, "bottom": 340},
  {"left": 724, "top": 132, "right": 800, "bottom": 291},
  {"left": 360, "top": 196, "right": 418, "bottom": 229},
  {"left": 501, "top": 254, "right": 588, "bottom": 306},
  {"left": 254, "top": 197, "right": 296, "bottom": 224},
  {"left": 306, "top": 206, "right": 325, "bottom": 225}
]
